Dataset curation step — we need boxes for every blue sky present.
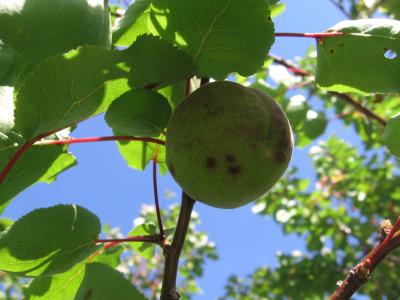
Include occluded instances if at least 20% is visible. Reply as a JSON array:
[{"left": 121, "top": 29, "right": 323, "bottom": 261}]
[{"left": 2, "top": 1, "right": 361, "bottom": 299}]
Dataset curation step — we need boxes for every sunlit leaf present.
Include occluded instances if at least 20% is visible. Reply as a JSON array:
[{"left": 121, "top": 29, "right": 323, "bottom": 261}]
[
  {"left": 0, "top": 0, "right": 111, "bottom": 64},
  {"left": 24, "top": 262, "right": 86, "bottom": 300},
  {"left": 317, "top": 19, "right": 400, "bottom": 94},
  {"left": 0, "top": 205, "right": 101, "bottom": 277},
  {"left": 112, "top": 0, "right": 152, "bottom": 46},
  {"left": 75, "top": 263, "right": 147, "bottom": 300},
  {"left": 114, "top": 132, "right": 167, "bottom": 174},
  {"left": 149, "top": 0, "right": 275, "bottom": 79}
]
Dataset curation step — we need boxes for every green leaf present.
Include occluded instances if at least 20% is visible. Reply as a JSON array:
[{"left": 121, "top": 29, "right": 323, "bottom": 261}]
[
  {"left": 0, "top": 144, "right": 76, "bottom": 214},
  {"left": 383, "top": 112, "right": 400, "bottom": 157},
  {"left": 0, "top": 44, "right": 28, "bottom": 86},
  {"left": 24, "top": 262, "right": 86, "bottom": 300},
  {"left": 114, "top": 132, "right": 168, "bottom": 174},
  {"left": 0, "top": 88, "right": 76, "bottom": 210},
  {"left": 0, "top": 88, "right": 76, "bottom": 211},
  {"left": 303, "top": 110, "right": 327, "bottom": 139},
  {"left": 158, "top": 81, "right": 186, "bottom": 109},
  {"left": 128, "top": 223, "right": 157, "bottom": 259},
  {"left": 38, "top": 151, "right": 77, "bottom": 184},
  {"left": 92, "top": 246, "right": 123, "bottom": 268},
  {"left": 270, "top": 3, "right": 286, "bottom": 19},
  {"left": 14, "top": 38, "right": 194, "bottom": 141},
  {"left": 125, "top": 35, "right": 196, "bottom": 88},
  {"left": 149, "top": 0, "right": 275, "bottom": 79},
  {"left": 112, "top": 0, "right": 152, "bottom": 46},
  {"left": 105, "top": 89, "right": 171, "bottom": 137},
  {"left": 24, "top": 261, "right": 145, "bottom": 300},
  {"left": 0, "top": 218, "right": 12, "bottom": 233},
  {"left": 0, "top": 205, "right": 101, "bottom": 277},
  {"left": 317, "top": 19, "right": 400, "bottom": 94},
  {"left": 0, "top": 86, "right": 76, "bottom": 209},
  {"left": 0, "top": 0, "right": 111, "bottom": 64},
  {"left": 14, "top": 46, "right": 130, "bottom": 140},
  {"left": 75, "top": 263, "right": 146, "bottom": 300}
]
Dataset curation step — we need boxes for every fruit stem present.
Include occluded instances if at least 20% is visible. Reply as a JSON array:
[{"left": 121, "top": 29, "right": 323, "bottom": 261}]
[{"left": 160, "top": 192, "right": 196, "bottom": 300}]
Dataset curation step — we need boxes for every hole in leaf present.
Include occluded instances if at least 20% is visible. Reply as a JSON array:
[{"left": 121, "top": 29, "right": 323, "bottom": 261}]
[{"left": 384, "top": 49, "right": 397, "bottom": 60}]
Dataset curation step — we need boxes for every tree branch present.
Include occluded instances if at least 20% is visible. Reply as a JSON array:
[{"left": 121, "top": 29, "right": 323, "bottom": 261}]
[
  {"left": 330, "top": 217, "right": 400, "bottom": 300},
  {"left": 160, "top": 192, "right": 196, "bottom": 300}
]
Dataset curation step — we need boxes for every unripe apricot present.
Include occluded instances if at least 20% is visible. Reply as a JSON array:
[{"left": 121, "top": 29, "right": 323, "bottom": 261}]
[{"left": 166, "top": 81, "right": 293, "bottom": 209}]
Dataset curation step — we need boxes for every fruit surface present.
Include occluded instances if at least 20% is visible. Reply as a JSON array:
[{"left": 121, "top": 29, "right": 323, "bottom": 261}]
[{"left": 166, "top": 81, "right": 293, "bottom": 208}]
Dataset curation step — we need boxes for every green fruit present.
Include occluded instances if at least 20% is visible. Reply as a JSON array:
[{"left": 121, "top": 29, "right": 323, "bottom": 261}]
[{"left": 166, "top": 81, "right": 293, "bottom": 209}]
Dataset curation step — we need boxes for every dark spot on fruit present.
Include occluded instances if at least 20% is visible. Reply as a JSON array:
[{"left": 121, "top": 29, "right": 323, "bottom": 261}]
[
  {"left": 228, "top": 166, "right": 242, "bottom": 175},
  {"left": 225, "top": 154, "right": 235, "bottom": 163},
  {"left": 206, "top": 157, "right": 217, "bottom": 168},
  {"left": 169, "top": 164, "right": 175, "bottom": 176},
  {"left": 330, "top": 49, "right": 334, "bottom": 54},
  {"left": 274, "top": 150, "right": 286, "bottom": 164},
  {"left": 274, "top": 133, "right": 291, "bottom": 164}
]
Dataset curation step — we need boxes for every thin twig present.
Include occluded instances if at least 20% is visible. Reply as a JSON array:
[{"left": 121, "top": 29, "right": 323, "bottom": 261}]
[
  {"left": 160, "top": 192, "right": 196, "bottom": 300},
  {"left": 330, "top": 92, "right": 387, "bottom": 126},
  {"left": 35, "top": 136, "right": 166, "bottom": 146},
  {"left": 275, "top": 32, "right": 344, "bottom": 38},
  {"left": 330, "top": 218, "right": 400, "bottom": 300},
  {"left": 0, "top": 134, "right": 165, "bottom": 188},
  {"left": 153, "top": 145, "right": 165, "bottom": 238},
  {"left": 269, "top": 54, "right": 311, "bottom": 77}
]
